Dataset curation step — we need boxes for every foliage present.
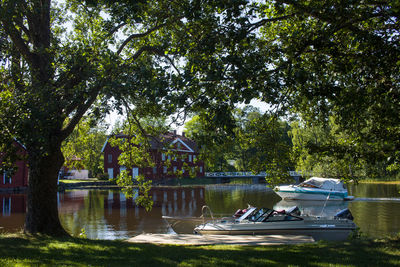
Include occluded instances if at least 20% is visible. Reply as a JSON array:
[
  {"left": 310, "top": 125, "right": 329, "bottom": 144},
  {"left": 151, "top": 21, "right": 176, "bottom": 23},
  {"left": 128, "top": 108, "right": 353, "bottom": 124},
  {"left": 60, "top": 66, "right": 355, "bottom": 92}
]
[
  {"left": 0, "top": 0, "right": 279, "bottom": 234},
  {"left": 233, "top": 107, "right": 294, "bottom": 175},
  {"left": 185, "top": 106, "right": 294, "bottom": 185},
  {"left": 262, "top": 1, "right": 400, "bottom": 175},
  {"left": 184, "top": 114, "right": 236, "bottom": 172},
  {"left": 290, "top": 118, "right": 399, "bottom": 180},
  {"left": 1, "top": 0, "right": 398, "bottom": 235},
  {"left": 61, "top": 116, "right": 108, "bottom": 178},
  {"left": 79, "top": 228, "right": 87, "bottom": 239}
]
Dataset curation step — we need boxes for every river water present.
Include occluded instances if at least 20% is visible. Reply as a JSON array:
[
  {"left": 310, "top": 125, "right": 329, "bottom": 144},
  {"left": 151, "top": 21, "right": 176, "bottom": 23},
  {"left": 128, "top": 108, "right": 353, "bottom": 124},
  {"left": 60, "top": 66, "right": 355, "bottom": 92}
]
[{"left": 1, "top": 183, "right": 399, "bottom": 239}]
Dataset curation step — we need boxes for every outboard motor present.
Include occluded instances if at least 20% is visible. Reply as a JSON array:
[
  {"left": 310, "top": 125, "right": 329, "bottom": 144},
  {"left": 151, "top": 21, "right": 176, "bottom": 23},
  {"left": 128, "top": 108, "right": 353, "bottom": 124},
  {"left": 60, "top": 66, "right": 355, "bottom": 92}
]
[{"left": 334, "top": 208, "right": 354, "bottom": 220}]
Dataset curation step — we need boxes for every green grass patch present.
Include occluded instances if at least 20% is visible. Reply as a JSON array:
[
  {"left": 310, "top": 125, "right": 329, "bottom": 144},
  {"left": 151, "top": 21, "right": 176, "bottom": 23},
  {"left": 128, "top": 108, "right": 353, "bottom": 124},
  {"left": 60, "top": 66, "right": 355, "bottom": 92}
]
[
  {"left": 59, "top": 179, "right": 99, "bottom": 184},
  {"left": 0, "top": 233, "right": 399, "bottom": 266},
  {"left": 164, "top": 177, "right": 256, "bottom": 186},
  {"left": 358, "top": 179, "right": 400, "bottom": 185}
]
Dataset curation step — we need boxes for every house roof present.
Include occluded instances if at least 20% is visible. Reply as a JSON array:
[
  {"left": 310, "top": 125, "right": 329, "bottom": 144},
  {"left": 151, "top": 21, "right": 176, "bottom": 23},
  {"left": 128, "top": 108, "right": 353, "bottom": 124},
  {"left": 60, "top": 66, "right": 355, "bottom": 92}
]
[{"left": 101, "top": 132, "right": 199, "bottom": 153}]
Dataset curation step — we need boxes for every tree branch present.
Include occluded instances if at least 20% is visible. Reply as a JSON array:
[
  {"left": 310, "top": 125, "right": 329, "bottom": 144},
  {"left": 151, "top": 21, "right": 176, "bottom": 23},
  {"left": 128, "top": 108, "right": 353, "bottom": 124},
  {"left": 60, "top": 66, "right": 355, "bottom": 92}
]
[
  {"left": 246, "top": 14, "right": 297, "bottom": 32},
  {"left": 117, "top": 23, "right": 167, "bottom": 55},
  {"left": 60, "top": 85, "right": 101, "bottom": 141},
  {"left": 1, "top": 19, "right": 34, "bottom": 65},
  {"left": 106, "top": 22, "right": 127, "bottom": 37},
  {"left": 128, "top": 45, "right": 165, "bottom": 61}
]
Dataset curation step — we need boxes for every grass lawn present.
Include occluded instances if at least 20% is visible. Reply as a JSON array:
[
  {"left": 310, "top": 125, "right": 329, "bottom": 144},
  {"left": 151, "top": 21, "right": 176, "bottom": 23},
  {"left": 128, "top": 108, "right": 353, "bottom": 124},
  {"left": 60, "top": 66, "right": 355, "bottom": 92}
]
[
  {"left": 0, "top": 233, "right": 399, "bottom": 266},
  {"left": 358, "top": 180, "right": 400, "bottom": 185},
  {"left": 59, "top": 179, "right": 100, "bottom": 184}
]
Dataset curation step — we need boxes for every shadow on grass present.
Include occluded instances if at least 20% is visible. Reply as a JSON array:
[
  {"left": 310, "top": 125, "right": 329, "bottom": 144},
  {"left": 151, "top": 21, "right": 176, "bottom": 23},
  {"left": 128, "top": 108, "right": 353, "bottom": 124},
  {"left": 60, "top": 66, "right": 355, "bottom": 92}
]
[{"left": 0, "top": 234, "right": 399, "bottom": 266}]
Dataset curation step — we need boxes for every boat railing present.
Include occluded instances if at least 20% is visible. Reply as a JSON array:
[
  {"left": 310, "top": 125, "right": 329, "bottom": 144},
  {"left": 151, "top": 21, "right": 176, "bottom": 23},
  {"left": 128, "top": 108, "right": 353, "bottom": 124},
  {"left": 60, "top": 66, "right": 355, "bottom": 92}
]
[
  {"left": 201, "top": 205, "right": 216, "bottom": 224},
  {"left": 200, "top": 205, "right": 235, "bottom": 224}
]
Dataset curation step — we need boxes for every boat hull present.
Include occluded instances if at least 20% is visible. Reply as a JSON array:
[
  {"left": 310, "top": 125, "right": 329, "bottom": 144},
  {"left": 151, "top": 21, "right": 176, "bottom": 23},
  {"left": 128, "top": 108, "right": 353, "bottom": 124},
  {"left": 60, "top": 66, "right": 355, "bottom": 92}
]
[
  {"left": 194, "top": 219, "right": 356, "bottom": 241},
  {"left": 275, "top": 186, "right": 349, "bottom": 201},
  {"left": 162, "top": 216, "right": 213, "bottom": 234}
]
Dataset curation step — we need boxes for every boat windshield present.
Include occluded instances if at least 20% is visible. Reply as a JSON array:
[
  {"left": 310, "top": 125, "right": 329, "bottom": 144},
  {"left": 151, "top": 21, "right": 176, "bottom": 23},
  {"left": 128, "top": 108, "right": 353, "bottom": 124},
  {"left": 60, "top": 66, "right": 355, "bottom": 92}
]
[
  {"left": 248, "top": 208, "right": 274, "bottom": 222},
  {"left": 236, "top": 207, "right": 257, "bottom": 222},
  {"left": 245, "top": 208, "right": 303, "bottom": 222},
  {"left": 299, "top": 177, "right": 345, "bottom": 191}
]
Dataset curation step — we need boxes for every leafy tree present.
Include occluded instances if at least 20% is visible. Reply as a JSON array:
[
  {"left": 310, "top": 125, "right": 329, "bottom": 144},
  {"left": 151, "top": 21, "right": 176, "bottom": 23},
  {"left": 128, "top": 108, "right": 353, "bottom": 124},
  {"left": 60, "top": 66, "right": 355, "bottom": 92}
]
[
  {"left": 184, "top": 114, "right": 236, "bottom": 172},
  {"left": 2, "top": 0, "right": 289, "bottom": 235},
  {"left": 61, "top": 116, "right": 108, "bottom": 178},
  {"left": 0, "top": 0, "right": 269, "bottom": 236},
  {"left": 290, "top": 118, "right": 398, "bottom": 180},
  {"left": 185, "top": 106, "right": 294, "bottom": 184},
  {"left": 108, "top": 114, "right": 173, "bottom": 210},
  {"left": 260, "top": 0, "right": 400, "bottom": 174},
  {"left": 1, "top": 0, "right": 397, "bottom": 237},
  {"left": 235, "top": 110, "right": 294, "bottom": 184}
]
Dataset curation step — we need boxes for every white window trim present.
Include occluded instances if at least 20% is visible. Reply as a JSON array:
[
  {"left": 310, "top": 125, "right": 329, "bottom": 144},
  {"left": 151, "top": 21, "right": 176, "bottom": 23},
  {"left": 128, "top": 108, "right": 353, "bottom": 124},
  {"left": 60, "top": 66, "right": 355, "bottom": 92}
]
[
  {"left": 3, "top": 172, "right": 11, "bottom": 184},
  {"left": 3, "top": 197, "right": 11, "bottom": 216},
  {"left": 132, "top": 167, "right": 139, "bottom": 180},
  {"left": 107, "top": 168, "right": 114, "bottom": 179}
]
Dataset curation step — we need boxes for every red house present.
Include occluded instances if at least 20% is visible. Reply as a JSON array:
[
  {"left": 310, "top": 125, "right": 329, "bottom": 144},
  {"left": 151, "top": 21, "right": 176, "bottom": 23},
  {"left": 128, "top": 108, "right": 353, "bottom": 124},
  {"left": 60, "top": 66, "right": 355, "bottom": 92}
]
[
  {"left": 101, "top": 131, "right": 204, "bottom": 181},
  {"left": 0, "top": 141, "right": 28, "bottom": 190}
]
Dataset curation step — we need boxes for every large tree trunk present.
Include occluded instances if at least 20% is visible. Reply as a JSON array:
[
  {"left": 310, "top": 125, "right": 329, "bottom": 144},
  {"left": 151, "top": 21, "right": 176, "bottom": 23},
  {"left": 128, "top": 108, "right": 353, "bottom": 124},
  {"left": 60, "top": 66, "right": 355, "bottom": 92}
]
[{"left": 24, "top": 144, "right": 69, "bottom": 236}]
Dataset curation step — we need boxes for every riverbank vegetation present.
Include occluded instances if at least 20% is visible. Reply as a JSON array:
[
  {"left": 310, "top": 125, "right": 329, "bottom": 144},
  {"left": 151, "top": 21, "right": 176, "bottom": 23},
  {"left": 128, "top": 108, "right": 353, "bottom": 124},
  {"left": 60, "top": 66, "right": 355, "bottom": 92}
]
[
  {"left": 1, "top": 0, "right": 398, "bottom": 236},
  {"left": 0, "top": 233, "right": 399, "bottom": 266},
  {"left": 184, "top": 106, "right": 400, "bottom": 184}
]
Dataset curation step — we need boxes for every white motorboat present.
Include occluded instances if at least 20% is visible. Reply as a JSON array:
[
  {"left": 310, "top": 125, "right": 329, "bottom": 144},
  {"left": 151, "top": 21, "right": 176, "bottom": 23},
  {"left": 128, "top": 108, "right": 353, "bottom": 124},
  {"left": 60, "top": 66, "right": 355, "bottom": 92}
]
[
  {"left": 275, "top": 177, "right": 354, "bottom": 201},
  {"left": 193, "top": 206, "right": 357, "bottom": 241}
]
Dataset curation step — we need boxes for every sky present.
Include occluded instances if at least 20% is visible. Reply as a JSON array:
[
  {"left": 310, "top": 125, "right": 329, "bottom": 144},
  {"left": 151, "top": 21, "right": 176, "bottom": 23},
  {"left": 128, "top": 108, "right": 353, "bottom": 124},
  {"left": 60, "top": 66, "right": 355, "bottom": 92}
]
[{"left": 105, "top": 99, "right": 270, "bottom": 135}]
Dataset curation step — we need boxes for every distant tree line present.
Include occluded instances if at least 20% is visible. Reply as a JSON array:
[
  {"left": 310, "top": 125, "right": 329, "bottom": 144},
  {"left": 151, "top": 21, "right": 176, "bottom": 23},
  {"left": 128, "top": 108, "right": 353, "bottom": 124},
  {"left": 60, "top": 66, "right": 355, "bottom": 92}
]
[{"left": 184, "top": 105, "right": 400, "bottom": 181}]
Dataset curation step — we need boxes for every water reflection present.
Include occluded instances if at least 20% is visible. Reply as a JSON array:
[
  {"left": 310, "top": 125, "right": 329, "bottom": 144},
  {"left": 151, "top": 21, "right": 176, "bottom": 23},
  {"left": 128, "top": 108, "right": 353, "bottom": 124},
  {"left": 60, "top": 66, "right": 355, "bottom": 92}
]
[
  {"left": 349, "top": 201, "right": 400, "bottom": 238},
  {"left": 349, "top": 183, "right": 400, "bottom": 198},
  {"left": 57, "top": 187, "right": 207, "bottom": 239},
  {"left": 203, "top": 184, "right": 280, "bottom": 214},
  {"left": 274, "top": 199, "right": 348, "bottom": 217},
  {"left": 1, "top": 183, "right": 400, "bottom": 239},
  {"left": 0, "top": 193, "right": 26, "bottom": 232}
]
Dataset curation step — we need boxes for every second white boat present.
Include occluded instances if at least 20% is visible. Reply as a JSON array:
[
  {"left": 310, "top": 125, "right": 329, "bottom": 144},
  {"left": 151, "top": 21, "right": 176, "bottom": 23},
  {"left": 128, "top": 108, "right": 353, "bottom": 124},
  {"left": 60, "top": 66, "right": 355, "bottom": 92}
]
[{"left": 275, "top": 177, "right": 354, "bottom": 201}]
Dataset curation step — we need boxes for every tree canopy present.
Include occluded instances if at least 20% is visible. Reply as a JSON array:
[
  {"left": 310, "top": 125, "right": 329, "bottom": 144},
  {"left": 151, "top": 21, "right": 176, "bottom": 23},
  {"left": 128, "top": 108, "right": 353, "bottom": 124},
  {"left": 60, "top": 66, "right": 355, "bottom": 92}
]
[
  {"left": 184, "top": 106, "right": 294, "bottom": 183},
  {"left": 0, "top": 0, "right": 398, "bottom": 236},
  {"left": 267, "top": 0, "right": 400, "bottom": 170},
  {"left": 61, "top": 116, "right": 108, "bottom": 178},
  {"left": 0, "top": 0, "right": 278, "bottom": 235}
]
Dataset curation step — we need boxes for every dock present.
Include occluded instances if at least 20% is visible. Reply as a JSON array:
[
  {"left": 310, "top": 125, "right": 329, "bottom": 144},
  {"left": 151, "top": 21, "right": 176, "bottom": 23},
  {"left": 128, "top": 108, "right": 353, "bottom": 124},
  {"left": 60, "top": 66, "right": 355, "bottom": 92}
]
[{"left": 127, "top": 234, "right": 314, "bottom": 245}]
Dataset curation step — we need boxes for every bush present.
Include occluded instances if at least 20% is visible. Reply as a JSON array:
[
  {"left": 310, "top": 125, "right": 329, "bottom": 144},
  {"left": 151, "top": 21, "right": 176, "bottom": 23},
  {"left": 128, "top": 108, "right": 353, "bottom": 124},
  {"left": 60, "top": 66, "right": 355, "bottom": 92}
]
[{"left": 97, "top": 173, "right": 109, "bottom": 180}]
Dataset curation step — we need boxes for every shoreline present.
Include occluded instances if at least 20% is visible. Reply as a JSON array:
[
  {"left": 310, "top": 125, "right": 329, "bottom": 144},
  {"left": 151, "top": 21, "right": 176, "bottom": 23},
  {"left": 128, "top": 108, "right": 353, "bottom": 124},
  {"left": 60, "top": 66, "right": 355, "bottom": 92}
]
[{"left": 2, "top": 178, "right": 399, "bottom": 193}]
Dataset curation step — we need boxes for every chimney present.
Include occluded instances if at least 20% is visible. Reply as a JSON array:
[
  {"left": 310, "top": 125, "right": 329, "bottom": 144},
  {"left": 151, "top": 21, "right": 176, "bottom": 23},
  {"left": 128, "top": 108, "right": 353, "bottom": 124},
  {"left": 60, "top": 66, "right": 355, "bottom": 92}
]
[
  {"left": 173, "top": 130, "right": 177, "bottom": 136},
  {"left": 182, "top": 131, "right": 185, "bottom": 137}
]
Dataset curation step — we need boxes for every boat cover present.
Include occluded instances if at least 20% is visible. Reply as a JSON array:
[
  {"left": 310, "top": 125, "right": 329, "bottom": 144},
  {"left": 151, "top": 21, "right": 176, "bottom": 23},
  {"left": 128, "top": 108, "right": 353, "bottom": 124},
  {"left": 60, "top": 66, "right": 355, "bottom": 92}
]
[{"left": 300, "top": 177, "right": 346, "bottom": 191}]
